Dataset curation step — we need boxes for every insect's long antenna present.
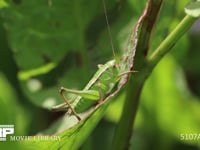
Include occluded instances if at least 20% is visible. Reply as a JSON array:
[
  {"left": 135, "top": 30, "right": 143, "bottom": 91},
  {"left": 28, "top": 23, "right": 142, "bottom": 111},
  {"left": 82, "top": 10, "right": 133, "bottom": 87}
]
[{"left": 102, "top": 0, "right": 116, "bottom": 60}]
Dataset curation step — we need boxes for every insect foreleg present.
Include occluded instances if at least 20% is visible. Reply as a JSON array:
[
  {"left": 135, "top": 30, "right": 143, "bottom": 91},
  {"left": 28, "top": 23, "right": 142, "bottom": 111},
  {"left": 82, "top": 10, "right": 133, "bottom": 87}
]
[{"left": 118, "top": 70, "right": 138, "bottom": 78}]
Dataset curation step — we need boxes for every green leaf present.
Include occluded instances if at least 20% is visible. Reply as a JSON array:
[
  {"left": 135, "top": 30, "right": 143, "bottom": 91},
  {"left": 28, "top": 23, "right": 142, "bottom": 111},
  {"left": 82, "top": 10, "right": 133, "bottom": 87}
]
[
  {"left": 0, "top": 0, "right": 8, "bottom": 8},
  {"left": 0, "top": 72, "right": 17, "bottom": 124},
  {"left": 21, "top": 99, "right": 111, "bottom": 150},
  {"left": 142, "top": 55, "right": 200, "bottom": 145},
  {"left": 1, "top": 0, "right": 104, "bottom": 70},
  {"left": 0, "top": 73, "right": 29, "bottom": 132},
  {"left": 185, "top": 1, "right": 200, "bottom": 17}
]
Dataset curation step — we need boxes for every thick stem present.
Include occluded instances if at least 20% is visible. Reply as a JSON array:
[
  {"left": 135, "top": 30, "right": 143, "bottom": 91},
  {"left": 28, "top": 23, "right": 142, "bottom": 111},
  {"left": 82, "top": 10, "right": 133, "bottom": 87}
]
[
  {"left": 112, "top": 0, "right": 162, "bottom": 149},
  {"left": 111, "top": 73, "right": 145, "bottom": 150},
  {"left": 111, "top": 14, "right": 197, "bottom": 150}
]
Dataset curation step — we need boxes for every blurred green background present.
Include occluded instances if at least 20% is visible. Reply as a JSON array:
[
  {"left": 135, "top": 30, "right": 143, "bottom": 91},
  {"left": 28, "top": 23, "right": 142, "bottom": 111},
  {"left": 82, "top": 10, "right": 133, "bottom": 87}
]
[{"left": 0, "top": 0, "right": 200, "bottom": 149}]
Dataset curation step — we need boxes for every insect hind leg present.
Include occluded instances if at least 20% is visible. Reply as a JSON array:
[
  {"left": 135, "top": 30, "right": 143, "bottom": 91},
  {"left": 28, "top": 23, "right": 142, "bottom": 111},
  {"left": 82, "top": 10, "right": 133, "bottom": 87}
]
[{"left": 60, "top": 87, "right": 81, "bottom": 121}]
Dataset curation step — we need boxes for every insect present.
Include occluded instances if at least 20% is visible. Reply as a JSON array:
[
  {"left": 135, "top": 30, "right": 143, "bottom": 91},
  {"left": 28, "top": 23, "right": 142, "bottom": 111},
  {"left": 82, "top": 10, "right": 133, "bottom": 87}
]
[
  {"left": 52, "top": 60, "right": 120, "bottom": 120},
  {"left": 51, "top": 0, "right": 148, "bottom": 121}
]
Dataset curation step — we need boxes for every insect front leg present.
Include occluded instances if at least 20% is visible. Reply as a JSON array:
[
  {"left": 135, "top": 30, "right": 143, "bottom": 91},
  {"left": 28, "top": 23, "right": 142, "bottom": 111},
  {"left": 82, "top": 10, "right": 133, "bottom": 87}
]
[
  {"left": 118, "top": 70, "right": 138, "bottom": 78},
  {"left": 60, "top": 87, "right": 81, "bottom": 121}
]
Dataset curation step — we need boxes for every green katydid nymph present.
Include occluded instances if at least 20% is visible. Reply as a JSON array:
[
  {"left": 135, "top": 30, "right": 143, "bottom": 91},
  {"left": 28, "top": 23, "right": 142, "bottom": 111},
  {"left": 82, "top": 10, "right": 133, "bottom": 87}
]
[
  {"left": 51, "top": 0, "right": 148, "bottom": 121},
  {"left": 51, "top": 60, "right": 120, "bottom": 120}
]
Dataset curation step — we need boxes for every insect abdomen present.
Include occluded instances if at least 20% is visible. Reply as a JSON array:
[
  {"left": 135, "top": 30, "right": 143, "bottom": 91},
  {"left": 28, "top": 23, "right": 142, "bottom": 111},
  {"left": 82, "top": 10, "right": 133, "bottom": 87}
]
[{"left": 74, "top": 62, "right": 118, "bottom": 113}]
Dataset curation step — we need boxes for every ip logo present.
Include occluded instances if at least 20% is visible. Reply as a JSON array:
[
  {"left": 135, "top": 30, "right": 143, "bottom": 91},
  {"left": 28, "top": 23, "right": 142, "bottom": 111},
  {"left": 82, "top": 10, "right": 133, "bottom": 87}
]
[{"left": 0, "top": 125, "right": 14, "bottom": 141}]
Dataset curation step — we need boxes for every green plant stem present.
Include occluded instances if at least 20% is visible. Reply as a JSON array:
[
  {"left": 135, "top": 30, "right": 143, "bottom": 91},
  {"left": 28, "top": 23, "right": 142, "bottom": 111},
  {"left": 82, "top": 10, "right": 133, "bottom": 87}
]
[
  {"left": 112, "top": 14, "right": 197, "bottom": 150},
  {"left": 148, "top": 15, "right": 196, "bottom": 68},
  {"left": 112, "top": 73, "right": 145, "bottom": 150}
]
